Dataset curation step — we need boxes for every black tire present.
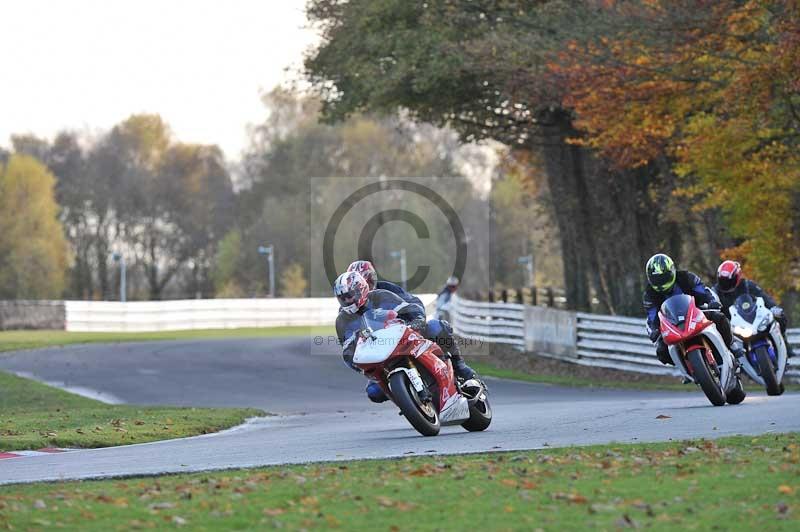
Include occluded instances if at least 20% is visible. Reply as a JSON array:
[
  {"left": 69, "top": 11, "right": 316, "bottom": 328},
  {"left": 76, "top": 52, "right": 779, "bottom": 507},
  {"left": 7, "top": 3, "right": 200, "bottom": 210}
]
[
  {"left": 461, "top": 384, "right": 492, "bottom": 432},
  {"left": 726, "top": 377, "right": 746, "bottom": 405},
  {"left": 754, "top": 346, "right": 782, "bottom": 396},
  {"left": 687, "top": 349, "right": 726, "bottom": 406},
  {"left": 389, "top": 371, "right": 440, "bottom": 436}
]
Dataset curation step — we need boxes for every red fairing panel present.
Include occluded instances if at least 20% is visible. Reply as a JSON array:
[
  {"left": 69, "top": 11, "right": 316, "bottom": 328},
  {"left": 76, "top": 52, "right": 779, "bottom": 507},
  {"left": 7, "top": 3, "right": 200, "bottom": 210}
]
[{"left": 413, "top": 349, "right": 457, "bottom": 410}]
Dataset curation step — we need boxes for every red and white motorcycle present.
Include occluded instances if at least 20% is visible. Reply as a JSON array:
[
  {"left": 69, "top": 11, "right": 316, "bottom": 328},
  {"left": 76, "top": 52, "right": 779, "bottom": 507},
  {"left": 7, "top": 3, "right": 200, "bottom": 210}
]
[
  {"left": 660, "top": 294, "right": 746, "bottom": 406},
  {"left": 352, "top": 308, "right": 491, "bottom": 436}
]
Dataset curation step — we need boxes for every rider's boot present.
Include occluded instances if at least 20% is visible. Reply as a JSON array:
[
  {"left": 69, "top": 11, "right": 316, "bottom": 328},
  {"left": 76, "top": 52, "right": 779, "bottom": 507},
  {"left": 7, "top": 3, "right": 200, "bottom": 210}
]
[
  {"left": 729, "top": 339, "right": 745, "bottom": 373},
  {"left": 366, "top": 381, "right": 388, "bottom": 403},
  {"left": 786, "top": 341, "right": 797, "bottom": 358},
  {"left": 449, "top": 344, "right": 476, "bottom": 380}
]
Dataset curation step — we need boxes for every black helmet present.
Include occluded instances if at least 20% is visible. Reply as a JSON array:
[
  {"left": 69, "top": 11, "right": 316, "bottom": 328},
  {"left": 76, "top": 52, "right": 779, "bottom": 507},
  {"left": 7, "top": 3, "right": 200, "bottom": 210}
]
[{"left": 646, "top": 253, "right": 676, "bottom": 293}]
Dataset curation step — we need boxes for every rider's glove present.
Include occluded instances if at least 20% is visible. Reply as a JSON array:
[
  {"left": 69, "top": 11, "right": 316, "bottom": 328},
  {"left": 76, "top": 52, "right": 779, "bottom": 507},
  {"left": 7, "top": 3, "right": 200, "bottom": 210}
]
[
  {"left": 648, "top": 328, "right": 661, "bottom": 343},
  {"left": 771, "top": 306, "right": 784, "bottom": 319},
  {"left": 409, "top": 318, "right": 427, "bottom": 333},
  {"left": 706, "top": 300, "right": 722, "bottom": 310}
]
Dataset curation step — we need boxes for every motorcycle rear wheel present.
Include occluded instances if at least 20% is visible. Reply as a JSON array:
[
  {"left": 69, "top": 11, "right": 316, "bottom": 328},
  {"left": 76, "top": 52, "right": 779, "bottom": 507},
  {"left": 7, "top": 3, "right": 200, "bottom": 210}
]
[
  {"left": 754, "top": 345, "right": 783, "bottom": 396},
  {"left": 687, "top": 348, "right": 726, "bottom": 406},
  {"left": 389, "top": 371, "right": 440, "bottom": 436}
]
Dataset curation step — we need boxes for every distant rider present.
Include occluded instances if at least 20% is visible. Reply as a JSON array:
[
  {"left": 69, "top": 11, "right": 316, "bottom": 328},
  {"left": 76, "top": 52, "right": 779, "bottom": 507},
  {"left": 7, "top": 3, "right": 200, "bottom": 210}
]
[
  {"left": 643, "top": 253, "right": 744, "bottom": 366},
  {"left": 434, "top": 276, "right": 460, "bottom": 321},
  {"left": 713, "top": 260, "right": 795, "bottom": 358},
  {"left": 346, "top": 261, "right": 476, "bottom": 380},
  {"left": 334, "top": 271, "right": 427, "bottom": 403}
]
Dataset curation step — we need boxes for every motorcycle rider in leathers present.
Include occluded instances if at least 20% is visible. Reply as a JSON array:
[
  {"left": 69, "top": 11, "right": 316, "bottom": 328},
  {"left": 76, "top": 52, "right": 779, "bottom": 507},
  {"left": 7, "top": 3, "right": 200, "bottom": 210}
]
[
  {"left": 713, "top": 260, "right": 795, "bottom": 358},
  {"left": 334, "top": 270, "right": 433, "bottom": 403},
  {"left": 643, "top": 253, "right": 745, "bottom": 366},
  {"left": 347, "top": 260, "right": 476, "bottom": 381}
]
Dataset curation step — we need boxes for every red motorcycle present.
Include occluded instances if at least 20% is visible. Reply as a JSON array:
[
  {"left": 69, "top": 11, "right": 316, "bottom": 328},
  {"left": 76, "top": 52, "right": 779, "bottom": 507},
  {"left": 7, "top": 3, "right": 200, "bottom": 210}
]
[
  {"left": 352, "top": 308, "right": 492, "bottom": 436},
  {"left": 659, "top": 294, "right": 746, "bottom": 406}
]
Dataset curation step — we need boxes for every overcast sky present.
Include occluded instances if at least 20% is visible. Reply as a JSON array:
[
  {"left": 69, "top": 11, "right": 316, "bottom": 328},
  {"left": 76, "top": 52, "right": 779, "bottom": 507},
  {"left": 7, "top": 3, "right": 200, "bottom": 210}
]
[{"left": 0, "top": 0, "right": 318, "bottom": 159}]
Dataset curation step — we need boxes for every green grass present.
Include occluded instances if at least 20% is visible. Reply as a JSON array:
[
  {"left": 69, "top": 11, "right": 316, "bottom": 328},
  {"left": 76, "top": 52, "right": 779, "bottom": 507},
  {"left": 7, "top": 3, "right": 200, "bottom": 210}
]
[
  {"left": 0, "top": 371, "right": 262, "bottom": 452},
  {"left": 1, "top": 434, "right": 798, "bottom": 530},
  {"left": 470, "top": 361, "right": 691, "bottom": 391},
  {"left": 0, "top": 326, "right": 334, "bottom": 353},
  {"left": 470, "top": 361, "right": 800, "bottom": 393}
]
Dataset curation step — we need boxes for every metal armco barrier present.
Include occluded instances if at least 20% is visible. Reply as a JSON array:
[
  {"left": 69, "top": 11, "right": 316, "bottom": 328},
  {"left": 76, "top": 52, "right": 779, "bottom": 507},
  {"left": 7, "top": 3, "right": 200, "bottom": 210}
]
[
  {"left": 64, "top": 295, "right": 437, "bottom": 332},
  {"left": 450, "top": 295, "right": 800, "bottom": 382},
  {"left": 448, "top": 297, "right": 526, "bottom": 348}
]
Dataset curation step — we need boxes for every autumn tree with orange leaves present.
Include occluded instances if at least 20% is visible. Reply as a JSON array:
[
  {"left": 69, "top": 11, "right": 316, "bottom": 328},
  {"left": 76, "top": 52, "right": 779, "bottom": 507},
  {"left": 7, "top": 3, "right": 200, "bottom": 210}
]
[{"left": 556, "top": 0, "right": 800, "bottom": 299}]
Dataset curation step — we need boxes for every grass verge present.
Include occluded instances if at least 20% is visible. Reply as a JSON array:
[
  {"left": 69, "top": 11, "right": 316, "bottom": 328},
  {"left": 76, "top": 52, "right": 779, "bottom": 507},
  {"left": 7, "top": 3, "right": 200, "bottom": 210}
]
[
  {"left": 1, "top": 434, "right": 798, "bottom": 530},
  {"left": 0, "top": 371, "right": 262, "bottom": 452},
  {"left": 469, "top": 361, "right": 693, "bottom": 391},
  {"left": 0, "top": 326, "right": 334, "bottom": 353},
  {"left": 469, "top": 360, "right": 800, "bottom": 393}
]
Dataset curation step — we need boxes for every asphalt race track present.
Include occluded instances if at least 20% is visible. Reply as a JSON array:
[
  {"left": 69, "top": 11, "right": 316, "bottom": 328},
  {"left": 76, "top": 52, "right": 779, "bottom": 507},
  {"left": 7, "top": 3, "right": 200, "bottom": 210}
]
[{"left": 1, "top": 337, "right": 799, "bottom": 485}]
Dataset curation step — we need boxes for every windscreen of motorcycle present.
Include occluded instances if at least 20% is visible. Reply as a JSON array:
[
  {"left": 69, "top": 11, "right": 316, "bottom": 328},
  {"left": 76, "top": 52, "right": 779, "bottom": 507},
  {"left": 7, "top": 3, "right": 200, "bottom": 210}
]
[
  {"left": 660, "top": 294, "right": 692, "bottom": 328},
  {"left": 361, "top": 308, "right": 402, "bottom": 331},
  {"left": 734, "top": 294, "right": 757, "bottom": 324}
]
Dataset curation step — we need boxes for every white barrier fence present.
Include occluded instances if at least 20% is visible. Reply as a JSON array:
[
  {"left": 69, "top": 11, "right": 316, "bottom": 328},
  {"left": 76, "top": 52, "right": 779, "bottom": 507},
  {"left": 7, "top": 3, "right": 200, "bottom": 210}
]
[
  {"left": 65, "top": 294, "right": 438, "bottom": 332},
  {"left": 450, "top": 295, "right": 800, "bottom": 382},
  {"left": 447, "top": 297, "right": 526, "bottom": 348}
]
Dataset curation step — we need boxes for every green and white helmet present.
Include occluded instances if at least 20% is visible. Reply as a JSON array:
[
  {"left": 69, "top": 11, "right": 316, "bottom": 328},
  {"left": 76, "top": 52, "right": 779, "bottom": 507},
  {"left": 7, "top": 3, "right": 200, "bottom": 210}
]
[{"left": 646, "top": 253, "right": 676, "bottom": 293}]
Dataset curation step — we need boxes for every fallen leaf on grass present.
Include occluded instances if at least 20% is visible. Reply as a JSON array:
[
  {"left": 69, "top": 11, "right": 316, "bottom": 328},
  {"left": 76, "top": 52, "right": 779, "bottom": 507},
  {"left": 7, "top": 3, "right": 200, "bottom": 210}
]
[
  {"left": 33, "top": 499, "right": 46, "bottom": 509},
  {"left": 615, "top": 514, "right": 639, "bottom": 528},
  {"left": 299, "top": 496, "right": 318, "bottom": 507},
  {"left": 376, "top": 496, "right": 394, "bottom": 508},
  {"left": 263, "top": 508, "right": 285, "bottom": 516},
  {"left": 148, "top": 502, "right": 176, "bottom": 511},
  {"left": 778, "top": 485, "right": 795, "bottom": 495},
  {"left": 171, "top": 516, "right": 187, "bottom": 526}
]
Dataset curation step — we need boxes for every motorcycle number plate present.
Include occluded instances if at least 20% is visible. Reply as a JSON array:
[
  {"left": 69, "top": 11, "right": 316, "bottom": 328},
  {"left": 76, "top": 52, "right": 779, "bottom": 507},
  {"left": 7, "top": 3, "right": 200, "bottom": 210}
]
[{"left": 407, "top": 369, "right": 425, "bottom": 392}]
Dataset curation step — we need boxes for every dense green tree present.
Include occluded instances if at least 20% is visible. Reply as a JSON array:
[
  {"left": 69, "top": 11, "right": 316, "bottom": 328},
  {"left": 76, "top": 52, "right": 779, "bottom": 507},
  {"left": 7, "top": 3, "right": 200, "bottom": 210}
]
[{"left": 0, "top": 155, "right": 67, "bottom": 298}]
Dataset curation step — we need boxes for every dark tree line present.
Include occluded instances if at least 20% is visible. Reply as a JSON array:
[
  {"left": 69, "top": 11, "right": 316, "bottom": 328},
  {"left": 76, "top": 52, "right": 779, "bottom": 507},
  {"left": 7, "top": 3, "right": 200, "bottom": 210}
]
[{"left": 304, "top": 0, "right": 733, "bottom": 315}]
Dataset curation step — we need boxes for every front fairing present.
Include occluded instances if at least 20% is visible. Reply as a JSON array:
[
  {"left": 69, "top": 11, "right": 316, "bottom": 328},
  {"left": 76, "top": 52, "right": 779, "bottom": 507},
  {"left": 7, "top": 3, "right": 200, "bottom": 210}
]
[
  {"left": 659, "top": 294, "right": 710, "bottom": 344},
  {"left": 353, "top": 325, "right": 407, "bottom": 364},
  {"left": 730, "top": 296, "right": 773, "bottom": 342},
  {"left": 352, "top": 308, "right": 408, "bottom": 365}
]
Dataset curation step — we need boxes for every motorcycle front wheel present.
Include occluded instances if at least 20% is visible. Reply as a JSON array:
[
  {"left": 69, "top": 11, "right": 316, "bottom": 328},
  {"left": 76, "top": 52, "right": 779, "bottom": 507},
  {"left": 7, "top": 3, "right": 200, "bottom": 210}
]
[
  {"left": 389, "top": 371, "right": 440, "bottom": 436},
  {"left": 687, "top": 348, "right": 726, "bottom": 406},
  {"left": 754, "top": 345, "right": 783, "bottom": 396}
]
